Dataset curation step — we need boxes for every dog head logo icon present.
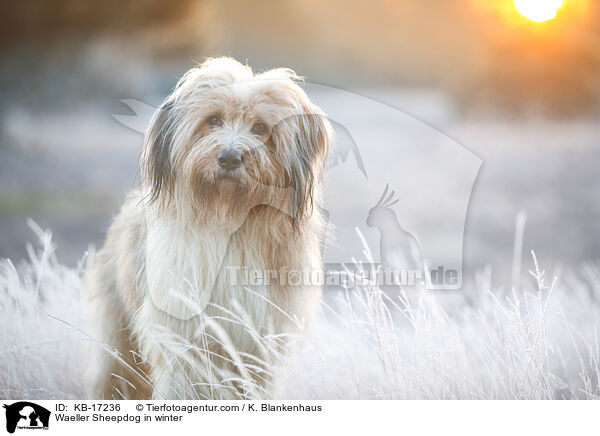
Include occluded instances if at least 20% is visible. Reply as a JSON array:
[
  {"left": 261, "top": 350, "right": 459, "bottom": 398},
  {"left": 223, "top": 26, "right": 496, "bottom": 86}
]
[{"left": 3, "top": 402, "right": 50, "bottom": 434}]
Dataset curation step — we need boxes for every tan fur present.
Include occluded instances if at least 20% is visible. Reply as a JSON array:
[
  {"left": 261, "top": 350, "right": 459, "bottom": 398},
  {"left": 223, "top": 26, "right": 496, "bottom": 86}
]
[{"left": 84, "top": 58, "right": 332, "bottom": 399}]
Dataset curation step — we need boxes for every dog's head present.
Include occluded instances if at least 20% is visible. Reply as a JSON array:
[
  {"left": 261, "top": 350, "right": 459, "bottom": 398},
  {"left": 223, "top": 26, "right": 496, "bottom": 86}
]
[{"left": 141, "top": 57, "right": 332, "bottom": 227}]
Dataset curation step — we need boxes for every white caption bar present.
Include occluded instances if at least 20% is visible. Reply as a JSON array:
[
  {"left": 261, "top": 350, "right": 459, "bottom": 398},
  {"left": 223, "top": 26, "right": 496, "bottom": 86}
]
[{"left": 0, "top": 400, "right": 596, "bottom": 435}]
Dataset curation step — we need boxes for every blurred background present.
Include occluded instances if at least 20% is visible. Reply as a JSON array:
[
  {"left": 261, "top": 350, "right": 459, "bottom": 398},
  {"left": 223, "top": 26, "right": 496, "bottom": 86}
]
[{"left": 1, "top": 0, "right": 599, "bottom": 285}]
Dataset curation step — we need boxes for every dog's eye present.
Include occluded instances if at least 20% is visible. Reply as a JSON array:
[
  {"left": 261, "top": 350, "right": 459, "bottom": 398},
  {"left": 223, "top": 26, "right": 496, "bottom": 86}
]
[
  {"left": 207, "top": 115, "right": 223, "bottom": 128},
  {"left": 251, "top": 122, "right": 268, "bottom": 136}
]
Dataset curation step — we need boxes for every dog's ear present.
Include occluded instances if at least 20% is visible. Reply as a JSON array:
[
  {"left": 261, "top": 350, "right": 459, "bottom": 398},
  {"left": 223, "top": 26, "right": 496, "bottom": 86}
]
[
  {"left": 289, "top": 102, "right": 333, "bottom": 227},
  {"left": 141, "top": 99, "right": 178, "bottom": 204},
  {"left": 256, "top": 69, "right": 332, "bottom": 216}
]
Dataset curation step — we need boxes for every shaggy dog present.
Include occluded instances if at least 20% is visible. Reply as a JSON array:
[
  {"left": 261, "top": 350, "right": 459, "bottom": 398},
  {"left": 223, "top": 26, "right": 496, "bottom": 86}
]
[{"left": 84, "top": 57, "right": 332, "bottom": 399}]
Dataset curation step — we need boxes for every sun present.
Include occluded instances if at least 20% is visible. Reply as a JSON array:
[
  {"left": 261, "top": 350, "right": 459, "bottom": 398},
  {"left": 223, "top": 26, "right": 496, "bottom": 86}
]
[{"left": 513, "top": 0, "right": 564, "bottom": 22}]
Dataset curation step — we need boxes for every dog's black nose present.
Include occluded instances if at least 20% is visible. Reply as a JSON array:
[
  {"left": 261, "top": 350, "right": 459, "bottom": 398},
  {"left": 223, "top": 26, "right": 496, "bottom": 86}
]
[{"left": 217, "top": 149, "right": 242, "bottom": 170}]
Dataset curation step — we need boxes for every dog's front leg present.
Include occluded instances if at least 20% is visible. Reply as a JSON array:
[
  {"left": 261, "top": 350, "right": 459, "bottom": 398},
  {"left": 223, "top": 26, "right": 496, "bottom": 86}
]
[{"left": 133, "top": 298, "right": 211, "bottom": 400}]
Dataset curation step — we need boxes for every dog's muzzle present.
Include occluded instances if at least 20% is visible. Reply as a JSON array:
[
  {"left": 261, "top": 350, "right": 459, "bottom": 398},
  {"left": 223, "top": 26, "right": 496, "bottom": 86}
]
[{"left": 217, "top": 148, "right": 242, "bottom": 171}]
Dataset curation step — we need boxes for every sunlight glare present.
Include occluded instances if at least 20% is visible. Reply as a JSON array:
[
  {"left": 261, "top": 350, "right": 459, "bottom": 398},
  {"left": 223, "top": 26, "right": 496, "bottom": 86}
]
[{"left": 513, "top": 0, "right": 564, "bottom": 22}]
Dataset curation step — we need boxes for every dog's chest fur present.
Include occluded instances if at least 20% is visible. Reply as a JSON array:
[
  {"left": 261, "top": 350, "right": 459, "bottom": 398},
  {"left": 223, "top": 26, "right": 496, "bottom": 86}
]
[{"left": 143, "top": 208, "right": 290, "bottom": 329}]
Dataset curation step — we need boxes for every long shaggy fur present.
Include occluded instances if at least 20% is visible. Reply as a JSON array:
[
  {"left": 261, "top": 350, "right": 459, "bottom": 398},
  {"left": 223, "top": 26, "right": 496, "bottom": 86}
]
[{"left": 83, "top": 57, "right": 333, "bottom": 399}]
